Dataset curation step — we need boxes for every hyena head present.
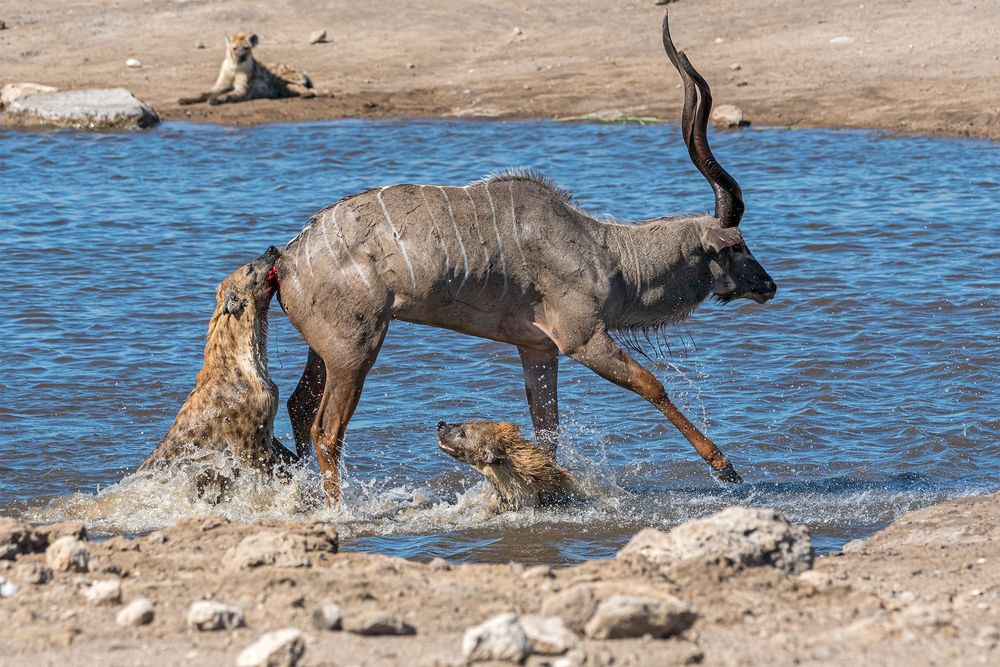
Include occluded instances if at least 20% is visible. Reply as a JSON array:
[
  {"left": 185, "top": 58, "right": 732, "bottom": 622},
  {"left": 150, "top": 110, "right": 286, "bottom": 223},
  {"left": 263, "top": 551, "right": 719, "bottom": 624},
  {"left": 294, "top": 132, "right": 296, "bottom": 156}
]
[
  {"left": 216, "top": 246, "right": 280, "bottom": 321},
  {"left": 225, "top": 32, "right": 259, "bottom": 65}
]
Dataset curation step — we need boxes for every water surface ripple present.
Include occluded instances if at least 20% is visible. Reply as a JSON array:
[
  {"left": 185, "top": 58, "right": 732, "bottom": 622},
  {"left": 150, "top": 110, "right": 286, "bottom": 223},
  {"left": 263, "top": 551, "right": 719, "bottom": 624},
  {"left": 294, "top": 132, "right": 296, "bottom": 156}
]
[{"left": 1, "top": 120, "right": 997, "bottom": 564}]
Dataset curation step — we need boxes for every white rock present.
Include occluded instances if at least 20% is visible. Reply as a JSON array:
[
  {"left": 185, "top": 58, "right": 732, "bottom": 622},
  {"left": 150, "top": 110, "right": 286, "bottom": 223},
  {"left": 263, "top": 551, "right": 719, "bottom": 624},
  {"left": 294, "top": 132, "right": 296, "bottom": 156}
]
[
  {"left": 116, "top": 598, "right": 155, "bottom": 626},
  {"left": 2, "top": 88, "right": 159, "bottom": 130},
  {"left": 520, "top": 614, "right": 578, "bottom": 655},
  {"left": 711, "top": 104, "right": 747, "bottom": 128},
  {"left": 1, "top": 83, "right": 58, "bottom": 109},
  {"left": 309, "top": 30, "right": 327, "bottom": 45},
  {"left": 0, "top": 576, "right": 19, "bottom": 598},
  {"left": 236, "top": 628, "right": 306, "bottom": 667},
  {"left": 619, "top": 507, "right": 813, "bottom": 574},
  {"left": 195, "top": 40, "right": 205, "bottom": 49},
  {"left": 226, "top": 531, "right": 310, "bottom": 570},
  {"left": 45, "top": 536, "right": 91, "bottom": 573},
  {"left": 462, "top": 612, "right": 531, "bottom": 664},
  {"left": 584, "top": 594, "right": 697, "bottom": 640},
  {"left": 83, "top": 579, "right": 122, "bottom": 605},
  {"left": 187, "top": 600, "right": 245, "bottom": 631},
  {"left": 311, "top": 602, "right": 342, "bottom": 630},
  {"left": 512, "top": 27, "right": 523, "bottom": 36},
  {"left": 830, "top": 36, "right": 856, "bottom": 45},
  {"left": 126, "top": 58, "right": 142, "bottom": 68}
]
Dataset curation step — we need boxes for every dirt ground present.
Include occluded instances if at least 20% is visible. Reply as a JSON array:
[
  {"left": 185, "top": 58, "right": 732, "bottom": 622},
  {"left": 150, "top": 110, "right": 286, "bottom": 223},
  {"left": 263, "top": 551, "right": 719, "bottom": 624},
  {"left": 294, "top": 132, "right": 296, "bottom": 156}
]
[
  {"left": 1, "top": 493, "right": 998, "bottom": 666},
  {"left": 1, "top": 0, "right": 998, "bottom": 139}
]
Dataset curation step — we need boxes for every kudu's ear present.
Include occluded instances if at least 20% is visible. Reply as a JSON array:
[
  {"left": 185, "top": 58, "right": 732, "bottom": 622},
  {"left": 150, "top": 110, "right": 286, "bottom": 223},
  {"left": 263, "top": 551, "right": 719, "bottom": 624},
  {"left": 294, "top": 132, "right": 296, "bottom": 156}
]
[
  {"left": 700, "top": 226, "right": 743, "bottom": 253},
  {"left": 222, "top": 289, "right": 246, "bottom": 318}
]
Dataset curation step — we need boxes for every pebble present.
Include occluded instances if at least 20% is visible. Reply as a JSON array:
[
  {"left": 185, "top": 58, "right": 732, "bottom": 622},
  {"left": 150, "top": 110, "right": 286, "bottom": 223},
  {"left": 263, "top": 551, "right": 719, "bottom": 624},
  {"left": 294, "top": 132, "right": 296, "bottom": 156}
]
[
  {"left": 512, "top": 26, "right": 523, "bottom": 36},
  {"left": 116, "top": 598, "right": 155, "bottom": 626},
  {"left": 0, "top": 576, "right": 19, "bottom": 598},
  {"left": 830, "top": 36, "right": 856, "bottom": 45},
  {"left": 427, "top": 557, "right": 451, "bottom": 571},
  {"left": 45, "top": 536, "right": 91, "bottom": 573},
  {"left": 462, "top": 612, "right": 531, "bottom": 664},
  {"left": 126, "top": 58, "right": 141, "bottom": 68},
  {"left": 187, "top": 600, "right": 246, "bottom": 631},
  {"left": 540, "top": 586, "right": 599, "bottom": 634},
  {"left": 343, "top": 610, "right": 415, "bottom": 636},
  {"left": 195, "top": 40, "right": 205, "bottom": 49},
  {"left": 730, "top": 63, "right": 742, "bottom": 71},
  {"left": 520, "top": 614, "right": 579, "bottom": 655},
  {"left": 83, "top": 579, "right": 122, "bottom": 605},
  {"left": 584, "top": 594, "right": 698, "bottom": 640},
  {"left": 311, "top": 602, "right": 343, "bottom": 630},
  {"left": 0, "top": 20, "right": 6, "bottom": 30},
  {"left": 309, "top": 30, "right": 327, "bottom": 45},
  {"left": 712, "top": 104, "right": 748, "bottom": 128},
  {"left": 236, "top": 628, "right": 306, "bottom": 667}
]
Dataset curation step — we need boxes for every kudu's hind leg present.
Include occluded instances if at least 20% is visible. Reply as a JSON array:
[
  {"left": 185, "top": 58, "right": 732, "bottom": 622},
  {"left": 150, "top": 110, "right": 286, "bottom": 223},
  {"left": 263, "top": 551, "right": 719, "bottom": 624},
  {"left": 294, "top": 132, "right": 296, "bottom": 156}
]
[
  {"left": 568, "top": 331, "right": 742, "bottom": 483},
  {"left": 288, "top": 349, "right": 326, "bottom": 460},
  {"left": 517, "top": 343, "right": 560, "bottom": 454},
  {"left": 310, "top": 315, "right": 390, "bottom": 503}
]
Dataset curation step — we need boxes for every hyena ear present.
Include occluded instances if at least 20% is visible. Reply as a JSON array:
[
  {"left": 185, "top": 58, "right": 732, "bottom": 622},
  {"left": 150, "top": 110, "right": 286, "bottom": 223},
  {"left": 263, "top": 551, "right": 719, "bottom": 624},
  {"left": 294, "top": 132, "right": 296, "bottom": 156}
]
[
  {"left": 700, "top": 226, "right": 743, "bottom": 253},
  {"left": 222, "top": 289, "right": 246, "bottom": 318},
  {"left": 481, "top": 445, "right": 503, "bottom": 465},
  {"left": 248, "top": 33, "right": 259, "bottom": 47}
]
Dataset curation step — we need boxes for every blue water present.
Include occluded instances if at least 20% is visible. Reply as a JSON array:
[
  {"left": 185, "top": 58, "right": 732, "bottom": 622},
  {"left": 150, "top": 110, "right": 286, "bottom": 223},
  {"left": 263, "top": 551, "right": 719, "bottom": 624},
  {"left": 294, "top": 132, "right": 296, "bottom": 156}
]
[{"left": 1, "top": 120, "right": 997, "bottom": 564}]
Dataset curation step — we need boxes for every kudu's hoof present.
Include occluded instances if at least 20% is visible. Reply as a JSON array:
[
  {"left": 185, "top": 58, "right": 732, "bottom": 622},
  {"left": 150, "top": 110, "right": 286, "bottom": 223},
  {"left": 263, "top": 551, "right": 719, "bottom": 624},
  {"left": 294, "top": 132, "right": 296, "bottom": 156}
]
[{"left": 714, "top": 462, "right": 743, "bottom": 484}]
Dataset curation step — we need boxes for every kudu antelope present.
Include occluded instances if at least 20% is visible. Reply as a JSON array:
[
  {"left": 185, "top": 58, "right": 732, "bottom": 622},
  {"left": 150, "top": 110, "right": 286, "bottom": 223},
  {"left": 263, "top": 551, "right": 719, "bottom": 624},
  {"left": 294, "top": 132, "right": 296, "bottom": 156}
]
[{"left": 275, "top": 14, "right": 776, "bottom": 502}]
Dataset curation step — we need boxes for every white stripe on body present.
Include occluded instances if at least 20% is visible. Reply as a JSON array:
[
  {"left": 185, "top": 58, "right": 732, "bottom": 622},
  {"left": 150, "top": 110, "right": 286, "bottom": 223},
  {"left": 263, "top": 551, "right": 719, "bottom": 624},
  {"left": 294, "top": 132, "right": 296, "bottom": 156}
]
[
  {"left": 439, "top": 187, "right": 469, "bottom": 295},
  {"left": 377, "top": 186, "right": 417, "bottom": 289},
  {"left": 419, "top": 186, "right": 451, "bottom": 273},
  {"left": 463, "top": 186, "right": 492, "bottom": 288},
  {"left": 483, "top": 183, "right": 509, "bottom": 297},
  {"left": 330, "top": 204, "right": 373, "bottom": 291}
]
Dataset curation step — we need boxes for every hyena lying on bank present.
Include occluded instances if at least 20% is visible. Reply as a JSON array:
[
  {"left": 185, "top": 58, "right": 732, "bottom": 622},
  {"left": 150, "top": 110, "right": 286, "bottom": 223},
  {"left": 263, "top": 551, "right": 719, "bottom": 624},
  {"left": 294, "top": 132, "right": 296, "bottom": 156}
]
[
  {"left": 140, "top": 247, "right": 298, "bottom": 478},
  {"left": 178, "top": 32, "right": 315, "bottom": 106}
]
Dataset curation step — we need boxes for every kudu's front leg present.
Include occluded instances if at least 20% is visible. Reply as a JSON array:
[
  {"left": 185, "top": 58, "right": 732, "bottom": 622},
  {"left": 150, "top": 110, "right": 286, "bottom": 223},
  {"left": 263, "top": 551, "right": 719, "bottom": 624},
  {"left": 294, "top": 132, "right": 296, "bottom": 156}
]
[
  {"left": 517, "top": 343, "right": 560, "bottom": 453},
  {"left": 568, "top": 331, "right": 742, "bottom": 483}
]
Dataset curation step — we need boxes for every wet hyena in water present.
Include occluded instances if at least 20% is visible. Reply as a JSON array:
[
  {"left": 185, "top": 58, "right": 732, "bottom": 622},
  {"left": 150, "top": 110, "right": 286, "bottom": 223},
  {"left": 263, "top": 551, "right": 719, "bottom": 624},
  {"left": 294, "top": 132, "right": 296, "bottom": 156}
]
[{"left": 140, "top": 247, "right": 297, "bottom": 482}]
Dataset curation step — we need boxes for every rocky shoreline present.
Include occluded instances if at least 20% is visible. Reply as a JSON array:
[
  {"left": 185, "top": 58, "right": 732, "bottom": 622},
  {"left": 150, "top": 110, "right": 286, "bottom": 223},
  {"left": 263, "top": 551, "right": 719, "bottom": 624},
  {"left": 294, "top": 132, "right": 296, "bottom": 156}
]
[{"left": 2, "top": 492, "right": 997, "bottom": 666}]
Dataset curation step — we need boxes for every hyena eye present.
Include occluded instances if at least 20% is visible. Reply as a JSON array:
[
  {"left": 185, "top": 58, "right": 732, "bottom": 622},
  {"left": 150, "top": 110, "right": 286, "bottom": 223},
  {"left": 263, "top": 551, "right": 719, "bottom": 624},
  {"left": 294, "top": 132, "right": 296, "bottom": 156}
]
[{"left": 457, "top": 429, "right": 467, "bottom": 439}]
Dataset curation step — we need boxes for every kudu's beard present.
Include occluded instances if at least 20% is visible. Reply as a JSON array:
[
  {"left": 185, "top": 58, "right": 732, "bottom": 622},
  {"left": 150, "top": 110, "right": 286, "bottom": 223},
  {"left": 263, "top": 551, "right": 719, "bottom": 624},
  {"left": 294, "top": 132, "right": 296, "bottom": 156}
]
[{"left": 609, "top": 302, "right": 701, "bottom": 362}]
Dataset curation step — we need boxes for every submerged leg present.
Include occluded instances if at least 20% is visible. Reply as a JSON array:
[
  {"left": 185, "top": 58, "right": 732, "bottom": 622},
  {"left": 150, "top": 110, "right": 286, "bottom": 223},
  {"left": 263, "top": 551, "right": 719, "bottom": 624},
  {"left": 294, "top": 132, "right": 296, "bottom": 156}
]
[
  {"left": 567, "top": 330, "right": 742, "bottom": 483},
  {"left": 517, "top": 342, "right": 560, "bottom": 453},
  {"left": 288, "top": 348, "right": 326, "bottom": 460}
]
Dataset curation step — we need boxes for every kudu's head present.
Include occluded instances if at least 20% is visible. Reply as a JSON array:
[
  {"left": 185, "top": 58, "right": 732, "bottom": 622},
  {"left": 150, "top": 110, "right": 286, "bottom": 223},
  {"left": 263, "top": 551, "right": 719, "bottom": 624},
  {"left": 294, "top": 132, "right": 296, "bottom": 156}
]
[{"left": 663, "top": 13, "right": 776, "bottom": 305}]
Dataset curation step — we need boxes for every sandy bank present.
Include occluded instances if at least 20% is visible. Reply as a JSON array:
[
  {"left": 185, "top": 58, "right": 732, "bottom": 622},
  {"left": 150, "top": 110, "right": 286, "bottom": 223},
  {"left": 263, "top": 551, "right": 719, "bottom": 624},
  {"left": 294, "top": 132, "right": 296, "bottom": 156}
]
[
  {"left": 0, "top": 0, "right": 997, "bottom": 139},
  {"left": 1, "top": 493, "right": 997, "bottom": 666}
]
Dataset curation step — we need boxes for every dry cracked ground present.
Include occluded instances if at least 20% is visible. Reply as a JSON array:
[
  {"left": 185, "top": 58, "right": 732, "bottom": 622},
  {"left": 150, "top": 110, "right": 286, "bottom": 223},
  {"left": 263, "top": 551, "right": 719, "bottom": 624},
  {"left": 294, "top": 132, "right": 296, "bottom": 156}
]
[{"left": 1, "top": 493, "right": 998, "bottom": 666}]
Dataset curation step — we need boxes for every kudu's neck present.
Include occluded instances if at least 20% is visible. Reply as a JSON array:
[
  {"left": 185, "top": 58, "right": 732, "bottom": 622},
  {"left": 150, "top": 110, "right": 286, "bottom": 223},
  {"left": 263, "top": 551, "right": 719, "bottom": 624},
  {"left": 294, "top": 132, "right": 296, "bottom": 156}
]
[{"left": 600, "top": 217, "right": 715, "bottom": 329}]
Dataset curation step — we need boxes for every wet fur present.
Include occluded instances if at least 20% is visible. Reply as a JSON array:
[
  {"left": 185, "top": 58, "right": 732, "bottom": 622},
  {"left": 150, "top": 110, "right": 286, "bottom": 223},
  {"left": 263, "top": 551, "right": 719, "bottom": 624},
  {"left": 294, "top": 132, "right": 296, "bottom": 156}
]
[
  {"left": 140, "top": 250, "right": 296, "bottom": 476},
  {"left": 178, "top": 32, "right": 315, "bottom": 106},
  {"left": 438, "top": 421, "right": 579, "bottom": 512}
]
